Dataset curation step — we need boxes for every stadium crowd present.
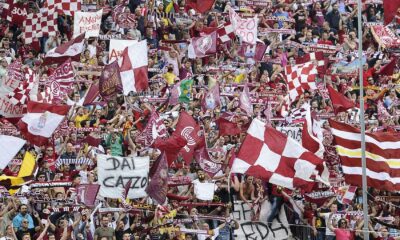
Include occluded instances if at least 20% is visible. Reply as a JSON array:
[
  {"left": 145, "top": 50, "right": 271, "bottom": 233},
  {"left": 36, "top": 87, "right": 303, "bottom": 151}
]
[{"left": 0, "top": 0, "right": 400, "bottom": 239}]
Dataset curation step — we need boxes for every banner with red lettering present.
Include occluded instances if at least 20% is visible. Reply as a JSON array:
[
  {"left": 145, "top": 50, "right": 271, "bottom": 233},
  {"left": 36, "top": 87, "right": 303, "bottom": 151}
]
[
  {"left": 108, "top": 39, "right": 138, "bottom": 65},
  {"left": 0, "top": 61, "right": 25, "bottom": 118},
  {"left": 73, "top": 9, "right": 102, "bottom": 38}
]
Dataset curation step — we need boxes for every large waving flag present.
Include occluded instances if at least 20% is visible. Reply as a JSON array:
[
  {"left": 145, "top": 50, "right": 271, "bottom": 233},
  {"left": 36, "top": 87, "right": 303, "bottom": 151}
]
[
  {"left": 330, "top": 120, "right": 400, "bottom": 191},
  {"left": 18, "top": 101, "right": 71, "bottom": 146},
  {"left": 44, "top": 33, "right": 85, "bottom": 65},
  {"left": 231, "top": 118, "right": 328, "bottom": 191},
  {"left": 120, "top": 40, "right": 149, "bottom": 95}
]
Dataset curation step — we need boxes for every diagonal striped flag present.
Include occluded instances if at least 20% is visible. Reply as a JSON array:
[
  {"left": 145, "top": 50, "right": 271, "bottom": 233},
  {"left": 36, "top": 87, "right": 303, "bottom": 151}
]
[{"left": 329, "top": 120, "right": 400, "bottom": 191}]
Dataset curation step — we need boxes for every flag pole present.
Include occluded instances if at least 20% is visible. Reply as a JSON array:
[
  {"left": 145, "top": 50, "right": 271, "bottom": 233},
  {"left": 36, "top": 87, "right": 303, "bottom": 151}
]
[{"left": 357, "top": 0, "right": 369, "bottom": 239}]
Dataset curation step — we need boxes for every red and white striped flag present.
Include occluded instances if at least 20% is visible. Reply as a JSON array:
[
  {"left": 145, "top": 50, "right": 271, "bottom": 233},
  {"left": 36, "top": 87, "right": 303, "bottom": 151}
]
[
  {"left": 217, "top": 22, "right": 235, "bottom": 43},
  {"left": 22, "top": 9, "right": 58, "bottom": 44},
  {"left": 119, "top": 40, "right": 149, "bottom": 95},
  {"left": 231, "top": 118, "right": 328, "bottom": 191},
  {"left": 43, "top": 0, "right": 81, "bottom": 16},
  {"left": 8, "top": 68, "right": 37, "bottom": 105},
  {"left": 43, "top": 34, "right": 85, "bottom": 65},
  {"left": 136, "top": 111, "right": 167, "bottom": 147},
  {"left": 329, "top": 120, "right": 400, "bottom": 191},
  {"left": 18, "top": 101, "right": 71, "bottom": 146},
  {"left": 285, "top": 62, "right": 318, "bottom": 102}
]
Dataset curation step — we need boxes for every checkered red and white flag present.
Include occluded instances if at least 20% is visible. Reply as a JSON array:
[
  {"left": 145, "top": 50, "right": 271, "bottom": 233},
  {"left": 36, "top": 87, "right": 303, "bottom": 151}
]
[
  {"left": 23, "top": 9, "right": 58, "bottom": 44},
  {"left": 217, "top": 22, "right": 235, "bottom": 43},
  {"left": 231, "top": 118, "right": 328, "bottom": 191},
  {"left": 43, "top": 0, "right": 81, "bottom": 16},
  {"left": 285, "top": 61, "right": 318, "bottom": 102},
  {"left": 8, "top": 68, "right": 37, "bottom": 105},
  {"left": 296, "top": 52, "right": 326, "bottom": 73},
  {"left": 120, "top": 40, "right": 149, "bottom": 95}
]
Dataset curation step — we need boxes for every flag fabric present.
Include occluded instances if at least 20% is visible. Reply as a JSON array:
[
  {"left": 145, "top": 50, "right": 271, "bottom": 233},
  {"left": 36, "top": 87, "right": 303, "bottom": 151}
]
[
  {"left": 120, "top": 40, "right": 149, "bottom": 95},
  {"left": 153, "top": 135, "right": 187, "bottom": 166},
  {"left": 43, "top": 0, "right": 81, "bottom": 16},
  {"left": 336, "top": 185, "right": 357, "bottom": 205},
  {"left": 296, "top": 52, "right": 326, "bottom": 73},
  {"left": 174, "top": 112, "right": 202, "bottom": 165},
  {"left": 239, "top": 84, "right": 253, "bottom": 116},
  {"left": 22, "top": 9, "right": 58, "bottom": 44},
  {"left": 329, "top": 120, "right": 400, "bottom": 191},
  {"left": 76, "top": 184, "right": 100, "bottom": 206},
  {"left": 202, "top": 83, "right": 220, "bottom": 110},
  {"left": 8, "top": 68, "right": 37, "bottom": 105},
  {"left": 383, "top": 0, "right": 400, "bottom": 25},
  {"left": 302, "top": 104, "right": 324, "bottom": 158},
  {"left": 136, "top": 111, "right": 167, "bottom": 147},
  {"left": 188, "top": 32, "right": 217, "bottom": 59},
  {"left": 186, "top": 0, "right": 215, "bottom": 13},
  {"left": 327, "top": 85, "right": 355, "bottom": 114},
  {"left": 178, "top": 78, "right": 194, "bottom": 103},
  {"left": 83, "top": 80, "right": 100, "bottom": 105},
  {"left": 0, "top": 135, "right": 26, "bottom": 169},
  {"left": 44, "top": 59, "right": 75, "bottom": 103},
  {"left": 18, "top": 151, "right": 36, "bottom": 177},
  {"left": 378, "top": 58, "right": 396, "bottom": 76},
  {"left": 145, "top": 152, "right": 168, "bottom": 204},
  {"left": 99, "top": 60, "right": 123, "bottom": 100},
  {"left": 217, "top": 113, "right": 241, "bottom": 136},
  {"left": 231, "top": 118, "right": 327, "bottom": 191},
  {"left": 194, "top": 146, "right": 222, "bottom": 177},
  {"left": 237, "top": 42, "right": 267, "bottom": 62},
  {"left": 18, "top": 101, "right": 71, "bottom": 146},
  {"left": 43, "top": 33, "right": 85, "bottom": 65},
  {"left": 217, "top": 23, "right": 235, "bottom": 43},
  {"left": 285, "top": 62, "right": 318, "bottom": 102},
  {"left": 2, "top": 0, "right": 27, "bottom": 26},
  {"left": 229, "top": 8, "right": 258, "bottom": 44}
]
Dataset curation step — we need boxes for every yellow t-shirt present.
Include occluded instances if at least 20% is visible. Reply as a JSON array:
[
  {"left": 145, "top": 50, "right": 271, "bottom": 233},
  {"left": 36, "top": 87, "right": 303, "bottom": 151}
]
[
  {"left": 164, "top": 72, "right": 177, "bottom": 85},
  {"left": 75, "top": 114, "right": 90, "bottom": 128}
]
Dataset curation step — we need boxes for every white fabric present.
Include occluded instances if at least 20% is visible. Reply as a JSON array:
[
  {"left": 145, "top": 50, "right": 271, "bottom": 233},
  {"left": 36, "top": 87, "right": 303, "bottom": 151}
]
[
  {"left": 0, "top": 135, "right": 26, "bottom": 169},
  {"left": 120, "top": 40, "right": 148, "bottom": 95},
  {"left": 97, "top": 154, "right": 150, "bottom": 199},
  {"left": 193, "top": 180, "right": 216, "bottom": 201},
  {"left": 73, "top": 10, "right": 103, "bottom": 38},
  {"left": 21, "top": 112, "right": 64, "bottom": 138},
  {"left": 108, "top": 39, "right": 138, "bottom": 65}
]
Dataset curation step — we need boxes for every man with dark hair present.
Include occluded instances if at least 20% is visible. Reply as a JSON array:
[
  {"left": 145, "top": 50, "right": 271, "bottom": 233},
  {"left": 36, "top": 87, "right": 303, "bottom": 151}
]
[{"left": 94, "top": 215, "right": 116, "bottom": 240}]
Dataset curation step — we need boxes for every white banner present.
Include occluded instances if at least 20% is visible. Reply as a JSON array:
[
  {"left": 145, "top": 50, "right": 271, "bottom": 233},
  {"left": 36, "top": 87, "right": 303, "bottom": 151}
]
[
  {"left": 276, "top": 126, "right": 302, "bottom": 143},
  {"left": 229, "top": 9, "right": 258, "bottom": 44},
  {"left": 97, "top": 154, "right": 149, "bottom": 199},
  {"left": 108, "top": 39, "right": 138, "bottom": 65},
  {"left": 232, "top": 201, "right": 291, "bottom": 240},
  {"left": 73, "top": 10, "right": 102, "bottom": 38},
  {"left": 0, "top": 73, "right": 25, "bottom": 118}
]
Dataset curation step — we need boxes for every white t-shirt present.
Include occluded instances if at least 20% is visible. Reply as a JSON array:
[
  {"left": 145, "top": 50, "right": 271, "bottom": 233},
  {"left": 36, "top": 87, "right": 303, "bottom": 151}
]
[{"left": 192, "top": 179, "right": 216, "bottom": 201}]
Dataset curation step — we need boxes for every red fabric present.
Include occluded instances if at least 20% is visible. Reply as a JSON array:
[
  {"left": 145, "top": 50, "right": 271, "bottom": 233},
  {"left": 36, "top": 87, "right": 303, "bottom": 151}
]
[
  {"left": 327, "top": 85, "right": 355, "bottom": 114},
  {"left": 363, "top": 67, "right": 376, "bottom": 86},
  {"left": 302, "top": 120, "right": 320, "bottom": 154},
  {"left": 174, "top": 112, "right": 202, "bottom": 165},
  {"left": 383, "top": 0, "right": 400, "bottom": 24},
  {"left": 217, "top": 118, "right": 241, "bottom": 136},
  {"left": 186, "top": 0, "right": 215, "bottom": 13},
  {"left": 153, "top": 135, "right": 187, "bottom": 166}
]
